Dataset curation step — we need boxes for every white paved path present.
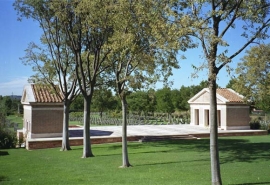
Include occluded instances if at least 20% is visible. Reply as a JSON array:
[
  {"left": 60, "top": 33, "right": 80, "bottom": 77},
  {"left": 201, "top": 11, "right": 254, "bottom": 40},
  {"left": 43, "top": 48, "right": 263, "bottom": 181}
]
[{"left": 69, "top": 124, "right": 263, "bottom": 138}]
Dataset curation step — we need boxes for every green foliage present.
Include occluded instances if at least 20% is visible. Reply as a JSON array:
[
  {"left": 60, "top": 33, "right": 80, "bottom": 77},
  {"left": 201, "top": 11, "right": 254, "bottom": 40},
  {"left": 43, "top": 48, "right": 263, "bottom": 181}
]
[
  {"left": 127, "top": 90, "right": 156, "bottom": 116},
  {"left": 0, "top": 96, "right": 21, "bottom": 116},
  {"left": 178, "top": 80, "right": 209, "bottom": 111},
  {"left": 92, "top": 88, "right": 116, "bottom": 114},
  {"left": 0, "top": 115, "right": 17, "bottom": 149},
  {"left": 260, "top": 121, "right": 270, "bottom": 132},
  {"left": 108, "top": 110, "right": 122, "bottom": 119},
  {"left": 70, "top": 95, "right": 84, "bottom": 112},
  {"left": 155, "top": 87, "right": 175, "bottom": 114},
  {"left": 0, "top": 129, "right": 17, "bottom": 149},
  {"left": 234, "top": 44, "right": 270, "bottom": 111},
  {"left": 249, "top": 117, "right": 262, "bottom": 129},
  {"left": 69, "top": 112, "right": 83, "bottom": 119},
  {"left": 249, "top": 115, "right": 270, "bottom": 132}
]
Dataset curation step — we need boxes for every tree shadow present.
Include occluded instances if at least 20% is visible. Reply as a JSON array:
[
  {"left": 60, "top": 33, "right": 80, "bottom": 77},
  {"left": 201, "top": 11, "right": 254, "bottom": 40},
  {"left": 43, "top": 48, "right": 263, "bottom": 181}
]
[
  {"left": 0, "top": 151, "right": 9, "bottom": 156},
  {"left": 138, "top": 138, "right": 270, "bottom": 164},
  {"left": 134, "top": 158, "right": 210, "bottom": 167},
  {"left": 0, "top": 175, "right": 9, "bottom": 182},
  {"left": 69, "top": 129, "right": 113, "bottom": 137},
  {"left": 229, "top": 182, "right": 270, "bottom": 185},
  {"left": 218, "top": 139, "right": 270, "bottom": 164}
]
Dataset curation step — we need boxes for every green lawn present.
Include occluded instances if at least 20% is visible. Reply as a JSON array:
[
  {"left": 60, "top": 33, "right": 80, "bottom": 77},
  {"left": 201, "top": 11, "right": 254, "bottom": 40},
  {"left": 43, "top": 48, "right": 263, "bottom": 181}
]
[
  {"left": 1, "top": 135, "right": 270, "bottom": 185},
  {"left": 6, "top": 115, "right": 23, "bottom": 129}
]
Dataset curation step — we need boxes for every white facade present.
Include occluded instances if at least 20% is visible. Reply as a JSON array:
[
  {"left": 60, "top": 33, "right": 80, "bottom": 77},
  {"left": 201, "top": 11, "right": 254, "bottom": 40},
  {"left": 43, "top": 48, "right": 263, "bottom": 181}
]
[{"left": 188, "top": 88, "right": 250, "bottom": 130}]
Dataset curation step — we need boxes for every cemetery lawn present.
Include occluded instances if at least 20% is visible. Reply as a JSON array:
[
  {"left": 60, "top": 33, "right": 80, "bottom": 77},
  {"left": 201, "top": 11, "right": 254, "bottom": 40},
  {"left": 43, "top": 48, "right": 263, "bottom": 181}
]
[
  {"left": 6, "top": 115, "right": 23, "bottom": 129},
  {"left": 1, "top": 135, "right": 270, "bottom": 185}
]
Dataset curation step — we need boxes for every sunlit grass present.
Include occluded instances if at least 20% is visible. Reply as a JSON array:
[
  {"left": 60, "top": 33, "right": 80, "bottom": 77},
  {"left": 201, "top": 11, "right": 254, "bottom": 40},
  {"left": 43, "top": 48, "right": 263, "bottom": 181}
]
[
  {"left": 1, "top": 135, "right": 270, "bottom": 185},
  {"left": 6, "top": 115, "right": 23, "bottom": 129}
]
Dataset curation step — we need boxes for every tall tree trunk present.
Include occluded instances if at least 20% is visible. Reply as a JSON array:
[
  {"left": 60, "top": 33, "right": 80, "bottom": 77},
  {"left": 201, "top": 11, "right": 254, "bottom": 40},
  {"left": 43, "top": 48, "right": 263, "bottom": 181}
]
[
  {"left": 120, "top": 95, "right": 131, "bottom": 168},
  {"left": 61, "top": 100, "right": 71, "bottom": 151},
  {"left": 82, "top": 96, "right": 94, "bottom": 158},
  {"left": 209, "top": 73, "right": 222, "bottom": 185}
]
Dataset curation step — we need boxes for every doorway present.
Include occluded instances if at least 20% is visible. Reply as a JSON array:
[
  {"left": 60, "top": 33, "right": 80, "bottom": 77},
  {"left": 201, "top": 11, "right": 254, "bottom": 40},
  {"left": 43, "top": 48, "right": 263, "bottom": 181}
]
[
  {"left": 195, "top": 109, "right": 199, "bottom": 125},
  {"left": 205, "top": 109, "right": 209, "bottom": 126}
]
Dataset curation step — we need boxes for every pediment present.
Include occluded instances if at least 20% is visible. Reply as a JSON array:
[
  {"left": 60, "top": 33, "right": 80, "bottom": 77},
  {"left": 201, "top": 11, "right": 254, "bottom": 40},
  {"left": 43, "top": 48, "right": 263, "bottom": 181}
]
[
  {"left": 188, "top": 88, "right": 227, "bottom": 104},
  {"left": 21, "top": 84, "right": 36, "bottom": 104}
]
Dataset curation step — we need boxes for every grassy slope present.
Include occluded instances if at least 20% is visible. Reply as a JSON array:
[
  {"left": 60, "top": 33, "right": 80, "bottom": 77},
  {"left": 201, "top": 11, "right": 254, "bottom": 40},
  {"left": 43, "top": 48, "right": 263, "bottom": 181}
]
[
  {"left": 6, "top": 115, "right": 23, "bottom": 128},
  {"left": 1, "top": 135, "right": 270, "bottom": 185}
]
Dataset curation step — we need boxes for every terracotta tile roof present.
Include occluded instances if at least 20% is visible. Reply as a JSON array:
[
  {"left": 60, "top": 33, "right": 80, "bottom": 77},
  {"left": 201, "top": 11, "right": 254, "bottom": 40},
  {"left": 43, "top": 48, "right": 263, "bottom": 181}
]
[
  {"left": 216, "top": 88, "right": 244, "bottom": 103},
  {"left": 31, "top": 84, "right": 63, "bottom": 103}
]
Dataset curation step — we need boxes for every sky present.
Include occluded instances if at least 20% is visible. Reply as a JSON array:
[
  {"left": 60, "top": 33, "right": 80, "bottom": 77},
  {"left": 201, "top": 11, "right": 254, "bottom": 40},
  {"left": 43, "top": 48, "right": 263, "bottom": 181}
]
[{"left": 0, "top": 0, "right": 268, "bottom": 96}]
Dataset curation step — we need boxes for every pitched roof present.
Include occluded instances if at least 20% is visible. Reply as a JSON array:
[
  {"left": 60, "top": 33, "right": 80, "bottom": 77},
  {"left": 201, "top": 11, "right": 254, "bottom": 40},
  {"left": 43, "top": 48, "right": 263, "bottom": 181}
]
[
  {"left": 216, "top": 88, "right": 244, "bottom": 103},
  {"left": 31, "top": 84, "right": 62, "bottom": 103},
  {"left": 188, "top": 88, "right": 245, "bottom": 104},
  {"left": 21, "top": 84, "right": 63, "bottom": 104}
]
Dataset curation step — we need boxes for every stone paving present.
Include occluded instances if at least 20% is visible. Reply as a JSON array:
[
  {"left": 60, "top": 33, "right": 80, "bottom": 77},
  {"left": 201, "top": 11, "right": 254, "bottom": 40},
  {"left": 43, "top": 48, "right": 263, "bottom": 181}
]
[{"left": 69, "top": 124, "right": 265, "bottom": 138}]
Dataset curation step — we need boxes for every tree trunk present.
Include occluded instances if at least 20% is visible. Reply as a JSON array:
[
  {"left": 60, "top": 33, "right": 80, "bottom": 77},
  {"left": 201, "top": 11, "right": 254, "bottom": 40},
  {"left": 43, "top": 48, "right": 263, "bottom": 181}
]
[
  {"left": 209, "top": 76, "right": 222, "bottom": 185},
  {"left": 61, "top": 100, "right": 71, "bottom": 151},
  {"left": 82, "top": 96, "right": 94, "bottom": 158},
  {"left": 120, "top": 95, "right": 131, "bottom": 168}
]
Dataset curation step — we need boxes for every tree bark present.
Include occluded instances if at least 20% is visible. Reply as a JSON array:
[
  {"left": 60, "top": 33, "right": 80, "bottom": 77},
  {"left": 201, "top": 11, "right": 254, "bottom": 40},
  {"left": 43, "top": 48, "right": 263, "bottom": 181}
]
[
  {"left": 209, "top": 72, "right": 222, "bottom": 185},
  {"left": 120, "top": 95, "right": 131, "bottom": 168},
  {"left": 61, "top": 100, "right": 71, "bottom": 151},
  {"left": 82, "top": 97, "right": 94, "bottom": 158}
]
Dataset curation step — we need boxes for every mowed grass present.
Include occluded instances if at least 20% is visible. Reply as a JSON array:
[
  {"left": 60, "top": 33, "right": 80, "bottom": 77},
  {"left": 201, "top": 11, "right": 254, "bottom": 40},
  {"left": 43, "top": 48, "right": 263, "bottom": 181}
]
[
  {"left": 1, "top": 135, "right": 270, "bottom": 185},
  {"left": 6, "top": 115, "right": 23, "bottom": 129}
]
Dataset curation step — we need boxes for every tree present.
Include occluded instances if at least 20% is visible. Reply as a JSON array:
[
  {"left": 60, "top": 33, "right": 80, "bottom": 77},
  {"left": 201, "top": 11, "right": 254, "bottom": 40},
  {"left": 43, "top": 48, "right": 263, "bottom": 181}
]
[
  {"left": 226, "top": 78, "right": 237, "bottom": 89},
  {"left": 233, "top": 44, "right": 270, "bottom": 112},
  {"left": 52, "top": 0, "right": 116, "bottom": 158},
  {"left": 127, "top": 90, "right": 157, "bottom": 116},
  {"left": 70, "top": 94, "right": 84, "bottom": 112},
  {"left": 174, "top": 1, "right": 270, "bottom": 184},
  {"left": 171, "top": 89, "right": 182, "bottom": 111},
  {"left": 106, "top": 0, "right": 188, "bottom": 167},
  {"left": 0, "top": 97, "right": 12, "bottom": 116},
  {"left": 156, "top": 88, "right": 175, "bottom": 118},
  {"left": 14, "top": 0, "right": 79, "bottom": 151},
  {"left": 127, "top": 91, "right": 149, "bottom": 116},
  {"left": 177, "top": 80, "right": 210, "bottom": 111},
  {"left": 92, "top": 87, "right": 115, "bottom": 118}
]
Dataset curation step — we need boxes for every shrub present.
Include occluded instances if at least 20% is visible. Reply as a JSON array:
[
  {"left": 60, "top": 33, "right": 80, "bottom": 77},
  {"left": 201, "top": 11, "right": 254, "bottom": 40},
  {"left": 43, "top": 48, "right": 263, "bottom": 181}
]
[
  {"left": 109, "top": 110, "right": 121, "bottom": 118},
  {"left": 0, "top": 127, "right": 17, "bottom": 149},
  {"left": 249, "top": 117, "right": 261, "bottom": 129},
  {"left": 259, "top": 120, "right": 270, "bottom": 132},
  {"left": 69, "top": 112, "right": 83, "bottom": 121}
]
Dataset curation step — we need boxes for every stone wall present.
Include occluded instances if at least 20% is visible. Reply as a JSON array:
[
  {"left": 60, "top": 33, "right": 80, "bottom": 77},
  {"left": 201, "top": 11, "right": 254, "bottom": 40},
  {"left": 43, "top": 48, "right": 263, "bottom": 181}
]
[
  {"left": 31, "top": 105, "right": 63, "bottom": 134},
  {"left": 26, "top": 136, "right": 142, "bottom": 150}
]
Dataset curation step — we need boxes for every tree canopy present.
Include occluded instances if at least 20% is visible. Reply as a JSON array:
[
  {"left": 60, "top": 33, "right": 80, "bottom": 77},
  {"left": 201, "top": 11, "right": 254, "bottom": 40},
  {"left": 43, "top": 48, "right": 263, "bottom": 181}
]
[{"left": 233, "top": 44, "right": 270, "bottom": 112}]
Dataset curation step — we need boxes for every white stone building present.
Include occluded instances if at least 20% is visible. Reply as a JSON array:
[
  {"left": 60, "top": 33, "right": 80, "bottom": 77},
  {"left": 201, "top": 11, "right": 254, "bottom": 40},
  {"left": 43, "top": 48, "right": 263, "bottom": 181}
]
[{"left": 188, "top": 88, "right": 250, "bottom": 130}]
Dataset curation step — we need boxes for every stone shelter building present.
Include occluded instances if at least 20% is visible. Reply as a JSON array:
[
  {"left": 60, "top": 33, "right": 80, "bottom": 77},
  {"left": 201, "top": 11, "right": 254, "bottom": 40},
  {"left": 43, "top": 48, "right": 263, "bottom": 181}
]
[
  {"left": 20, "top": 84, "right": 63, "bottom": 139},
  {"left": 188, "top": 88, "right": 250, "bottom": 130}
]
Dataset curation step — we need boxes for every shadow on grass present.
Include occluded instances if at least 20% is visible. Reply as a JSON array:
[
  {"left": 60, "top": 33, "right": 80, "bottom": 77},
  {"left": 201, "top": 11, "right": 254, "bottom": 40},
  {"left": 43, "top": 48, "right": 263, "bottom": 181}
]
[
  {"left": 229, "top": 182, "right": 270, "bottom": 185},
  {"left": 0, "top": 151, "right": 9, "bottom": 156},
  {"left": 124, "top": 138, "right": 270, "bottom": 164},
  {"left": 0, "top": 175, "right": 9, "bottom": 182},
  {"left": 134, "top": 158, "right": 210, "bottom": 167}
]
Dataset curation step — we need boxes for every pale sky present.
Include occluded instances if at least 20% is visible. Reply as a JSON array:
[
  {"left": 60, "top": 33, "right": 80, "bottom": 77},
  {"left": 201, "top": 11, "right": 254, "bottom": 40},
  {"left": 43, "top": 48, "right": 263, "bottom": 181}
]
[{"left": 0, "top": 0, "right": 268, "bottom": 96}]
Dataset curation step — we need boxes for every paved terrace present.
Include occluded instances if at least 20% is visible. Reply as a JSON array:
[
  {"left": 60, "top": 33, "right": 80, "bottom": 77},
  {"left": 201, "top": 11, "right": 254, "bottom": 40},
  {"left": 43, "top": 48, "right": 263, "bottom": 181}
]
[
  {"left": 26, "top": 125, "right": 268, "bottom": 150},
  {"left": 69, "top": 124, "right": 264, "bottom": 137}
]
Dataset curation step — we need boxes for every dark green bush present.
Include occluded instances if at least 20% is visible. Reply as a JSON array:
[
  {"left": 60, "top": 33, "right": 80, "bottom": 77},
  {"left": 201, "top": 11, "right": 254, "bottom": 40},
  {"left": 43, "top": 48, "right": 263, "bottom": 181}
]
[
  {"left": 0, "top": 127, "right": 17, "bottom": 149},
  {"left": 250, "top": 117, "right": 261, "bottom": 129}
]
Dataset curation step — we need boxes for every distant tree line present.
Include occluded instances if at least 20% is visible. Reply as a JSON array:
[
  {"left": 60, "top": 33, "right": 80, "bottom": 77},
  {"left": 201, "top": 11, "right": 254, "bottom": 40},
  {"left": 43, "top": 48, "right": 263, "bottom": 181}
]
[
  {"left": 0, "top": 96, "right": 22, "bottom": 116},
  {"left": 71, "top": 80, "right": 211, "bottom": 116}
]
